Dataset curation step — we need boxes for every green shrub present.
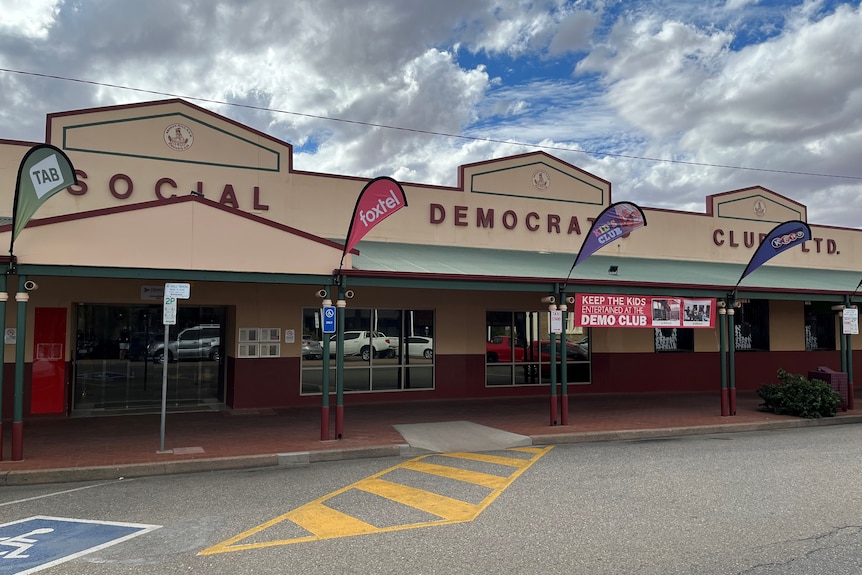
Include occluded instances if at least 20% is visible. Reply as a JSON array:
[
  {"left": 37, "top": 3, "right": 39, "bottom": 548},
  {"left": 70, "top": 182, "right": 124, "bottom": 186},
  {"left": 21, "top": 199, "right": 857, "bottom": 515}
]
[{"left": 756, "top": 369, "right": 842, "bottom": 419}]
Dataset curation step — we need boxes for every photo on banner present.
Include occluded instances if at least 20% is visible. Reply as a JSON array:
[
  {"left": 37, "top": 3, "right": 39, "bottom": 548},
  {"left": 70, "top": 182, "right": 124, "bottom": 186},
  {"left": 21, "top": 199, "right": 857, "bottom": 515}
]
[{"left": 682, "top": 299, "right": 713, "bottom": 327}]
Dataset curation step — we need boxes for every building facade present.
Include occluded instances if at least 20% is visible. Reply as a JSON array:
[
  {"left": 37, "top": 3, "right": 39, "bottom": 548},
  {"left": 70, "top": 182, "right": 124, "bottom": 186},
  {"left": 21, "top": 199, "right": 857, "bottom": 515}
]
[{"left": 0, "top": 99, "right": 859, "bottom": 420}]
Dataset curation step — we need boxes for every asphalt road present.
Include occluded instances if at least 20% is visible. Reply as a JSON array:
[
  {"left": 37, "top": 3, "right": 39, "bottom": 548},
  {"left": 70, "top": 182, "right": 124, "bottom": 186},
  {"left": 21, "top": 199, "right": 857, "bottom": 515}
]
[{"left": 2, "top": 425, "right": 862, "bottom": 574}]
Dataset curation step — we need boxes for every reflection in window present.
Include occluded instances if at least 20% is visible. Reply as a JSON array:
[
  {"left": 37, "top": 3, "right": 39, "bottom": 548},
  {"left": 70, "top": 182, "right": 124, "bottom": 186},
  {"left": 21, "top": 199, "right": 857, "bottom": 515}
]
[
  {"left": 735, "top": 300, "right": 770, "bottom": 351},
  {"left": 654, "top": 328, "right": 694, "bottom": 352},
  {"left": 301, "top": 307, "right": 434, "bottom": 394},
  {"left": 486, "top": 310, "right": 590, "bottom": 386},
  {"left": 805, "top": 302, "right": 836, "bottom": 351}
]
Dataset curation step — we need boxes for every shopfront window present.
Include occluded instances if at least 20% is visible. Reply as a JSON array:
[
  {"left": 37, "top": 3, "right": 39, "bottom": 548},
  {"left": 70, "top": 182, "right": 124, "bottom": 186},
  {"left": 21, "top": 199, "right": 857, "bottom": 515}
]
[
  {"left": 735, "top": 300, "right": 770, "bottom": 351},
  {"left": 654, "top": 328, "right": 694, "bottom": 352},
  {"left": 300, "top": 307, "right": 434, "bottom": 394},
  {"left": 73, "top": 304, "right": 226, "bottom": 413},
  {"left": 486, "top": 310, "right": 590, "bottom": 386},
  {"left": 805, "top": 302, "right": 836, "bottom": 351}
]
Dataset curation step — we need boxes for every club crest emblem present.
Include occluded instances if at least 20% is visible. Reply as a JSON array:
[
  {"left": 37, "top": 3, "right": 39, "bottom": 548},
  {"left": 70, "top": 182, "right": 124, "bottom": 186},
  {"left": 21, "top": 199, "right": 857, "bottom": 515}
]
[
  {"left": 532, "top": 169, "right": 550, "bottom": 192},
  {"left": 164, "top": 123, "right": 194, "bottom": 151},
  {"left": 753, "top": 199, "right": 767, "bottom": 218}
]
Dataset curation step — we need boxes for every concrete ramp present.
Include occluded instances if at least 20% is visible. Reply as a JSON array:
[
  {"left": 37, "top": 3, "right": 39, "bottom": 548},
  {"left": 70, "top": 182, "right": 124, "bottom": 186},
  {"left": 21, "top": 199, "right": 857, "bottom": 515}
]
[{"left": 393, "top": 420, "right": 533, "bottom": 453}]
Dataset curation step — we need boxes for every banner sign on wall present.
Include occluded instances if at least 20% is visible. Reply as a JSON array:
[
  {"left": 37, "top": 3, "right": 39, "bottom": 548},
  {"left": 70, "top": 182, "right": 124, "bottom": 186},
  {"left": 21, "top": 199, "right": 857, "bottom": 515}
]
[
  {"left": 571, "top": 201, "right": 647, "bottom": 270},
  {"left": 574, "top": 294, "right": 716, "bottom": 328},
  {"left": 10, "top": 143, "right": 78, "bottom": 256},
  {"left": 340, "top": 176, "right": 408, "bottom": 270},
  {"left": 737, "top": 220, "right": 812, "bottom": 283}
]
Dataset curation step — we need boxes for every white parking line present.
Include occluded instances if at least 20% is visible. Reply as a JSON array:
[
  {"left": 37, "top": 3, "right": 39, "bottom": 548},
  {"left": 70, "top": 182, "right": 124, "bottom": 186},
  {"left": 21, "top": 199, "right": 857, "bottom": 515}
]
[{"left": 0, "top": 481, "right": 130, "bottom": 508}]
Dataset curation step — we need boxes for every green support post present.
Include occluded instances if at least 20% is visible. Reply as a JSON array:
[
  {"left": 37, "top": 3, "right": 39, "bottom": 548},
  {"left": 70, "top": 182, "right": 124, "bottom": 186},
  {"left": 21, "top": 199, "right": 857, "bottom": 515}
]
[
  {"left": 719, "top": 303, "right": 729, "bottom": 416},
  {"left": 12, "top": 274, "right": 28, "bottom": 460},
  {"left": 549, "top": 329, "right": 558, "bottom": 426},
  {"left": 0, "top": 274, "right": 6, "bottom": 460},
  {"left": 845, "top": 295, "right": 855, "bottom": 410},
  {"left": 335, "top": 280, "right": 346, "bottom": 439},
  {"left": 559, "top": 290, "right": 569, "bottom": 426},
  {"left": 320, "top": 286, "right": 332, "bottom": 441},
  {"left": 727, "top": 303, "right": 737, "bottom": 416}
]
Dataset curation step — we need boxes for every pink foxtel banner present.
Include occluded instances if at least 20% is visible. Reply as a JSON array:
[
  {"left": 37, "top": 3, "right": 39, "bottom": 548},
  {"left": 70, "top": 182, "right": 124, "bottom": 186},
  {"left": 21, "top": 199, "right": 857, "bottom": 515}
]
[{"left": 574, "top": 294, "right": 717, "bottom": 328}]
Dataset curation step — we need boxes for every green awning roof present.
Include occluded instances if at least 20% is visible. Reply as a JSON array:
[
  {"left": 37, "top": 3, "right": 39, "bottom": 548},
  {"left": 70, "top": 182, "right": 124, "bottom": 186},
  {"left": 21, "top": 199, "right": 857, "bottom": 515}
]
[{"left": 348, "top": 242, "right": 859, "bottom": 300}]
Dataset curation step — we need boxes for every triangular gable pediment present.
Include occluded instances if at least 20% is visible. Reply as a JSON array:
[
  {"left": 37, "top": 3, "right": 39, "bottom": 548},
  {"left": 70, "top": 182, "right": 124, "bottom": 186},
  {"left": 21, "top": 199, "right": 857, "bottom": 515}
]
[
  {"left": 6, "top": 196, "right": 346, "bottom": 275},
  {"left": 48, "top": 99, "right": 289, "bottom": 174},
  {"left": 707, "top": 186, "right": 807, "bottom": 224},
  {"left": 459, "top": 152, "right": 609, "bottom": 206}
]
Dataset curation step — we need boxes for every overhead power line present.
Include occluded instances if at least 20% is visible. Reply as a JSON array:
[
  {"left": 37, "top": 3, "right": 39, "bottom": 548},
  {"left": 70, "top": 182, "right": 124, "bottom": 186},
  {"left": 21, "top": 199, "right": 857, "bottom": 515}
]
[{"left": 1, "top": 67, "right": 860, "bottom": 181}]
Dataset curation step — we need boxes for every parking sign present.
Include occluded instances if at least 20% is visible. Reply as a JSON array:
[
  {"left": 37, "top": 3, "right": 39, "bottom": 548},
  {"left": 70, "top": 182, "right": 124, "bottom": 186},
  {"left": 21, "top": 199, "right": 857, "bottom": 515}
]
[
  {"left": 322, "top": 306, "right": 336, "bottom": 334},
  {"left": 163, "top": 297, "right": 177, "bottom": 325}
]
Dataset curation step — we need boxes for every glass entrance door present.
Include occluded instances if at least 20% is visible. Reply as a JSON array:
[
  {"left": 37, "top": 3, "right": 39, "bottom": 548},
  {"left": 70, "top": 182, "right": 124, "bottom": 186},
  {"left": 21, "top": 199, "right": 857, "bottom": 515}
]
[{"left": 73, "top": 303, "right": 226, "bottom": 413}]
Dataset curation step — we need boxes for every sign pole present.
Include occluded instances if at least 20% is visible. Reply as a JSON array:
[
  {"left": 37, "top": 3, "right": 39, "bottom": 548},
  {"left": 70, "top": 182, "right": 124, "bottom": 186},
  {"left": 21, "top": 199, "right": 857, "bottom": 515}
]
[
  {"left": 159, "top": 283, "right": 190, "bottom": 453},
  {"left": 159, "top": 319, "right": 171, "bottom": 453}
]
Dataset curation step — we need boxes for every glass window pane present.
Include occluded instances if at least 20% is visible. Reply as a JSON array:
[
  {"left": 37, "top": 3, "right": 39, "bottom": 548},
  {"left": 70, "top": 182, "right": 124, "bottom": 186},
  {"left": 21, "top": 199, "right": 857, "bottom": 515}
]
[
  {"left": 487, "top": 364, "right": 513, "bottom": 386},
  {"left": 342, "top": 367, "right": 370, "bottom": 392},
  {"left": 404, "top": 366, "right": 433, "bottom": 389}
]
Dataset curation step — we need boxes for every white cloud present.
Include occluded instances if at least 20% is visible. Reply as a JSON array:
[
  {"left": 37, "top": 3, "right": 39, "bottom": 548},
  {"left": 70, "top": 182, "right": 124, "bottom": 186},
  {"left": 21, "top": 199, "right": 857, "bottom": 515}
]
[
  {"left": 0, "top": 0, "right": 860, "bottom": 227},
  {"left": 0, "top": 0, "right": 61, "bottom": 39}
]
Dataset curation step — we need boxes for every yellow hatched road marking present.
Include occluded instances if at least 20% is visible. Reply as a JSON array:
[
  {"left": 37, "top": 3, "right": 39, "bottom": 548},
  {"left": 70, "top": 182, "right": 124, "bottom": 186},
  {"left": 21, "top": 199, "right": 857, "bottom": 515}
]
[
  {"left": 288, "top": 504, "right": 378, "bottom": 538},
  {"left": 439, "top": 451, "right": 531, "bottom": 468},
  {"left": 355, "top": 477, "right": 479, "bottom": 521},
  {"left": 200, "top": 445, "right": 554, "bottom": 555},
  {"left": 508, "top": 446, "right": 546, "bottom": 454},
  {"left": 399, "top": 459, "right": 507, "bottom": 489}
]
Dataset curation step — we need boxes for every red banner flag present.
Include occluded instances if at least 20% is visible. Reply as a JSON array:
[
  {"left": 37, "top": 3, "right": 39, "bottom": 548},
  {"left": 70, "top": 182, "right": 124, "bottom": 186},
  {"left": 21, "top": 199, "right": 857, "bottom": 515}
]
[{"left": 341, "top": 177, "right": 408, "bottom": 268}]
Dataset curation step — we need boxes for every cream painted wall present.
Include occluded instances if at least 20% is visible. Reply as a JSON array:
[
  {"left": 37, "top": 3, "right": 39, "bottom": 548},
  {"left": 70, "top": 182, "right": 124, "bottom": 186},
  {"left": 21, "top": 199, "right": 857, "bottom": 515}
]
[
  {"left": 2, "top": 100, "right": 860, "bottom": 276},
  {"left": 694, "top": 326, "right": 721, "bottom": 352},
  {"left": 769, "top": 300, "right": 804, "bottom": 351},
  {"left": 592, "top": 326, "right": 655, "bottom": 353}
]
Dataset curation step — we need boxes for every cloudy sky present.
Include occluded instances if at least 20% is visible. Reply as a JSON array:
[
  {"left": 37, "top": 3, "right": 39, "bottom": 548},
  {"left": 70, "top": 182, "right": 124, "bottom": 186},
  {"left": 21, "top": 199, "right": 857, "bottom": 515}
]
[{"left": 1, "top": 0, "right": 861, "bottom": 227}]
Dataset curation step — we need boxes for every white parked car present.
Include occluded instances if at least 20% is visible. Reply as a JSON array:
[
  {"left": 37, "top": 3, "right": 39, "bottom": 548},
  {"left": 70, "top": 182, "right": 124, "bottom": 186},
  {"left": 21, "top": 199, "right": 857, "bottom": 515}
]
[
  {"left": 325, "top": 331, "right": 392, "bottom": 361},
  {"left": 403, "top": 336, "right": 433, "bottom": 359}
]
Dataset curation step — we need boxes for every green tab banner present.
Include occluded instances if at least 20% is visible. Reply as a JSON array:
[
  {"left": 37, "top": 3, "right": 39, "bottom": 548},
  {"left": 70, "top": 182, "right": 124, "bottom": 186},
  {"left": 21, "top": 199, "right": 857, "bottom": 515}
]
[{"left": 11, "top": 144, "right": 78, "bottom": 248}]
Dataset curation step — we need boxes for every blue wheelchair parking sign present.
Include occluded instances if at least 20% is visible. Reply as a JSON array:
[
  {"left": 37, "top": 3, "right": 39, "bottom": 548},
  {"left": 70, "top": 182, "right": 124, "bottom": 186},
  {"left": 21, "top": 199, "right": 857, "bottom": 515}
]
[
  {"left": 0, "top": 516, "right": 159, "bottom": 574},
  {"left": 322, "top": 305, "right": 336, "bottom": 334}
]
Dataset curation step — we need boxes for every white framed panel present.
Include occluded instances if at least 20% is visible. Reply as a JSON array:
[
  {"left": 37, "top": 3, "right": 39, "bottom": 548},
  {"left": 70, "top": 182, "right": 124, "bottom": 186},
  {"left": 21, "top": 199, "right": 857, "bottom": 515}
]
[
  {"left": 239, "top": 328, "right": 259, "bottom": 343},
  {"left": 259, "top": 328, "right": 280, "bottom": 343}
]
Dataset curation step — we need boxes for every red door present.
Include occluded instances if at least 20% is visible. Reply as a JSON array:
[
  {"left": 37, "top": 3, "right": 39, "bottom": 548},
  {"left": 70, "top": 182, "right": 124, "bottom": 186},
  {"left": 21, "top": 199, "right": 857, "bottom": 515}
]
[{"left": 32, "top": 307, "right": 67, "bottom": 415}]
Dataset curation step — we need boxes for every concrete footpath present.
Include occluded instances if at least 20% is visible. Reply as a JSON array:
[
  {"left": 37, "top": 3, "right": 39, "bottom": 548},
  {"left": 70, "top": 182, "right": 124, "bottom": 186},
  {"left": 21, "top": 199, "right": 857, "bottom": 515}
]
[{"left": 2, "top": 391, "right": 861, "bottom": 486}]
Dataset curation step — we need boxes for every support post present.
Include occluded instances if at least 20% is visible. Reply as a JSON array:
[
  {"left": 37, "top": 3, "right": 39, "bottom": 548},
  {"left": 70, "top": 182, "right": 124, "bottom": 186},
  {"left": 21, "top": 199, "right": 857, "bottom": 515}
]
[
  {"left": 718, "top": 303, "right": 729, "bottom": 416},
  {"left": 12, "top": 275, "right": 28, "bottom": 460},
  {"left": 320, "top": 288, "right": 332, "bottom": 441},
  {"left": 845, "top": 295, "right": 855, "bottom": 410},
  {"left": 559, "top": 290, "right": 569, "bottom": 426},
  {"left": 727, "top": 304, "right": 737, "bottom": 416},
  {"left": 335, "top": 281, "right": 346, "bottom": 439},
  {"left": 0, "top": 275, "right": 6, "bottom": 460}
]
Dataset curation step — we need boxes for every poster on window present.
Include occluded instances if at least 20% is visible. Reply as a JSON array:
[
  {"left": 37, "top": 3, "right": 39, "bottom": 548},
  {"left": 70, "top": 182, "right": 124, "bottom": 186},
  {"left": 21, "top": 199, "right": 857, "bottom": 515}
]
[{"left": 574, "top": 294, "right": 716, "bottom": 328}]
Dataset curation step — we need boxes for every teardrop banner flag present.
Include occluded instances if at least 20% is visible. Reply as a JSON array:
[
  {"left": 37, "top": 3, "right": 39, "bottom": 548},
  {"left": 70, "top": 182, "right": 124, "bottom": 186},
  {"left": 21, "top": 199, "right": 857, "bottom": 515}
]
[
  {"left": 340, "top": 176, "right": 408, "bottom": 270},
  {"left": 736, "top": 220, "right": 812, "bottom": 286},
  {"left": 565, "top": 201, "right": 647, "bottom": 282},
  {"left": 10, "top": 144, "right": 78, "bottom": 255}
]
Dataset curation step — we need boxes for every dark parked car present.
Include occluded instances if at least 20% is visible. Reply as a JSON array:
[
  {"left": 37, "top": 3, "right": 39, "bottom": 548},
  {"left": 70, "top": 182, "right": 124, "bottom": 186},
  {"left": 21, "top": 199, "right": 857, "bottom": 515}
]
[{"left": 127, "top": 330, "right": 163, "bottom": 361}]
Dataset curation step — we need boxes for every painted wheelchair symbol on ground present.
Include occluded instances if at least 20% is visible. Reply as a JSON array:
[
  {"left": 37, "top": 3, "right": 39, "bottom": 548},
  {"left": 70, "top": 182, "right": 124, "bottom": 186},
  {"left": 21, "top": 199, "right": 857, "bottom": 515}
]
[{"left": 0, "top": 516, "right": 160, "bottom": 574}]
